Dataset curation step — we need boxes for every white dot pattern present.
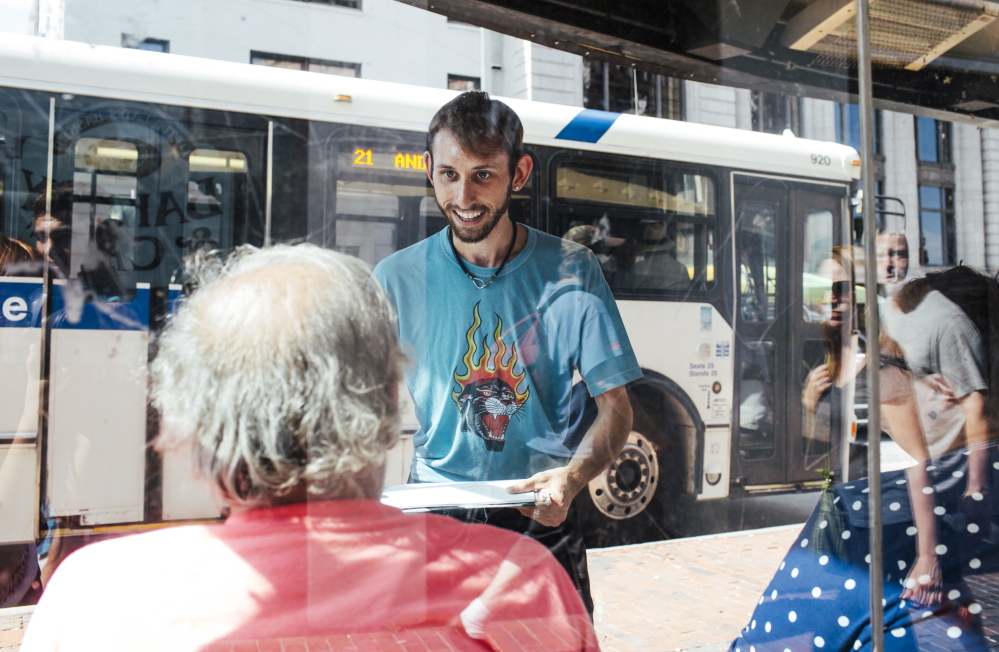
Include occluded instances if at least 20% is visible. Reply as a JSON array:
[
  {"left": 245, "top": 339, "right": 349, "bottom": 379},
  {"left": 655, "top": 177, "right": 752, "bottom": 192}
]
[{"left": 838, "top": 616, "right": 850, "bottom": 627}]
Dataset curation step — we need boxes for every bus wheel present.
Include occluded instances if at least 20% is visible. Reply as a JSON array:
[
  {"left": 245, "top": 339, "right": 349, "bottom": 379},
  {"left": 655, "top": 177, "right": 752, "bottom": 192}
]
[{"left": 576, "top": 428, "right": 669, "bottom": 548}]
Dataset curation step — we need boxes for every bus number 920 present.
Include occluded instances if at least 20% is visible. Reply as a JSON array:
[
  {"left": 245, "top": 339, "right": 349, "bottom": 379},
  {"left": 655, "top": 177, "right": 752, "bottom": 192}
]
[{"left": 810, "top": 154, "right": 831, "bottom": 166}]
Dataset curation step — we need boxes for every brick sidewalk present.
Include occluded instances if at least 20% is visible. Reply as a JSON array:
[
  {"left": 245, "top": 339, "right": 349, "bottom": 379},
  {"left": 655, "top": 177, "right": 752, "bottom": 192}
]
[{"left": 589, "top": 525, "right": 800, "bottom": 652}]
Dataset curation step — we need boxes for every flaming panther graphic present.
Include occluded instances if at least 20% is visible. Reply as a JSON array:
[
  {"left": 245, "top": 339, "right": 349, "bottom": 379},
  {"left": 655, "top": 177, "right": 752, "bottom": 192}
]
[{"left": 452, "top": 303, "right": 530, "bottom": 452}]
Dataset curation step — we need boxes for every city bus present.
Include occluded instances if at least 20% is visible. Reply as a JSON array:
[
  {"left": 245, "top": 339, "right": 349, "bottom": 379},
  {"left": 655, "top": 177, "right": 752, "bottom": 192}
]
[{"left": 0, "top": 34, "right": 860, "bottom": 552}]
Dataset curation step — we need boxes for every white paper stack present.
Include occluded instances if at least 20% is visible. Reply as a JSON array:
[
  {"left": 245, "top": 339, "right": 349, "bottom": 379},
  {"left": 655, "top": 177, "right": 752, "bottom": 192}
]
[{"left": 380, "top": 480, "right": 550, "bottom": 512}]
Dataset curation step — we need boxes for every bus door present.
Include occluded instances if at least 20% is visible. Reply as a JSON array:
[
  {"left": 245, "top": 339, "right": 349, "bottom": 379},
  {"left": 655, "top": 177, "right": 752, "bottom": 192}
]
[{"left": 732, "top": 175, "right": 847, "bottom": 491}]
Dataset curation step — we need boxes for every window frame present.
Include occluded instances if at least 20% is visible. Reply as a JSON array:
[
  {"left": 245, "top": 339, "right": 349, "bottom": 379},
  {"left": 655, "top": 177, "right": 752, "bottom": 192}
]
[
  {"left": 917, "top": 184, "right": 956, "bottom": 267},
  {"left": 250, "top": 51, "right": 361, "bottom": 78},
  {"left": 121, "top": 34, "right": 170, "bottom": 53}
]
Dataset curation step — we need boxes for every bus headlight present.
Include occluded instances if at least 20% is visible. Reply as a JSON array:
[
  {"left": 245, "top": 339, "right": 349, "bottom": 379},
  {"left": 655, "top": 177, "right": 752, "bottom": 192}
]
[{"left": 705, "top": 463, "right": 723, "bottom": 486}]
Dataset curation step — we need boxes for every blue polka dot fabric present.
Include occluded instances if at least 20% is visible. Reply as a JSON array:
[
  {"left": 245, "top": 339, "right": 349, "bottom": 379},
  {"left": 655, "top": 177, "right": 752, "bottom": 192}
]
[{"left": 730, "top": 445, "right": 999, "bottom": 651}]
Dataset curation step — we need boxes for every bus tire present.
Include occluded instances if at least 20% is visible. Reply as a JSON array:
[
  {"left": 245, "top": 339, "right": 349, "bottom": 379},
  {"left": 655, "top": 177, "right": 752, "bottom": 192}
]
[
  {"left": 576, "top": 426, "right": 672, "bottom": 548},
  {"left": 573, "top": 382, "right": 689, "bottom": 549}
]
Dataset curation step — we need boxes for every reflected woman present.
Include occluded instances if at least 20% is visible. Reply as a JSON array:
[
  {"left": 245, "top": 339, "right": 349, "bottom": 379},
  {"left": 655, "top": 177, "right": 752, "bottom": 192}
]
[
  {"left": 731, "top": 265, "right": 999, "bottom": 652},
  {"left": 803, "top": 245, "right": 866, "bottom": 482}
]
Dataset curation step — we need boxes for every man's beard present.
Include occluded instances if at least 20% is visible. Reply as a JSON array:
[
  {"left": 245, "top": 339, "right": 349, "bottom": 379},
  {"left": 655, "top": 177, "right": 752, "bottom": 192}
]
[{"left": 438, "top": 192, "right": 511, "bottom": 245}]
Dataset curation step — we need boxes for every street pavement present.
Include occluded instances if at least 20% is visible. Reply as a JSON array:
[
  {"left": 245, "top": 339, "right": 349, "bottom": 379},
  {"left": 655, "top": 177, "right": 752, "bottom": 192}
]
[{"left": 589, "top": 524, "right": 800, "bottom": 652}]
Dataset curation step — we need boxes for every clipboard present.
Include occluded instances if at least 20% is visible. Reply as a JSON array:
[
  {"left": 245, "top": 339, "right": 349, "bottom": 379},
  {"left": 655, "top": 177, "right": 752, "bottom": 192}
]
[{"left": 380, "top": 480, "right": 551, "bottom": 513}]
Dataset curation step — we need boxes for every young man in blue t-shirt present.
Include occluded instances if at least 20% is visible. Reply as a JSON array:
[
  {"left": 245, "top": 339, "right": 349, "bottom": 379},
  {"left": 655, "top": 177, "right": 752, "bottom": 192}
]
[{"left": 373, "top": 91, "right": 641, "bottom": 613}]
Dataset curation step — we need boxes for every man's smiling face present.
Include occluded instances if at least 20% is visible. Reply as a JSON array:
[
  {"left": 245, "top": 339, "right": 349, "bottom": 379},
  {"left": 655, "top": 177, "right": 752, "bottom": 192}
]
[{"left": 426, "top": 129, "right": 514, "bottom": 245}]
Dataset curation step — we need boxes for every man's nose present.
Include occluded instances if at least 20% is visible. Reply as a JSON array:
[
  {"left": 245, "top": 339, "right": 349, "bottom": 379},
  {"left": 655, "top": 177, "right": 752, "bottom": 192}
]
[{"left": 455, "top": 177, "right": 477, "bottom": 207}]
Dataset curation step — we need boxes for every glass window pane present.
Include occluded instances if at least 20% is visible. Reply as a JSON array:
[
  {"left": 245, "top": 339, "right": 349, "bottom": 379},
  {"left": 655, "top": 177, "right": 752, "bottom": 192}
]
[
  {"left": 555, "top": 157, "right": 716, "bottom": 293},
  {"left": 739, "top": 340, "right": 775, "bottom": 460},
  {"left": 916, "top": 116, "right": 938, "bottom": 162},
  {"left": 447, "top": 75, "right": 480, "bottom": 91},
  {"left": 920, "top": 209, "right": 945, "bottom": 266},
  {"left": 919, "top": 184, "right": 942, "bottom": 209},
  {"left": 330, "top": 130, "right": 438, "bottom": 266},
  {"left": 738, "top": 201, "right": 777, "bottom": 323}
]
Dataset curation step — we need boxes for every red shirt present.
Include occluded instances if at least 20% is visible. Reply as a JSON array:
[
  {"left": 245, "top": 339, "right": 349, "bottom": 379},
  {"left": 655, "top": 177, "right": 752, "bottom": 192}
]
[{"left": 22, "top": 500, "right": 597, "bottom": 651}]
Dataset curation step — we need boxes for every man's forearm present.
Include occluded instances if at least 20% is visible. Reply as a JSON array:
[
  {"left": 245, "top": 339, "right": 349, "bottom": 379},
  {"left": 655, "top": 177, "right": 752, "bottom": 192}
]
[{"left": 564, "top": 386, "right": 633, "bottom": 501}]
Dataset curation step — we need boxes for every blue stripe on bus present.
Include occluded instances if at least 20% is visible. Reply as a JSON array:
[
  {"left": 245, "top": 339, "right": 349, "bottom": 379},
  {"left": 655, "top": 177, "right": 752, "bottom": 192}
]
[
  {"left": 0, "top": 281, "right": 149, "bottom": 331},
  {"left": 555, "top": 109, "right": 620, "bottom": 143}
]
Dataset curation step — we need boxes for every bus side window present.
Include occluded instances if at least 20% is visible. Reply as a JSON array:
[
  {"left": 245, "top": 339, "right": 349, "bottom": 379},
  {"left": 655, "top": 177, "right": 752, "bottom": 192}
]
[
  {"left": 186, "top": 148, "right": 246, "bottom": 255},
  {"left": 554, "top": 156, "right": 716, "bottom": 295},
  {"left": 328, "top": 131, "right": 434, "bottom": 268},
  {"left": 802, "top": 209, "right": 834, "bottom": 322},
  {"left": 737, "top": 202, "right": 777, "bottom": 323},
  {"left": 70, "top": 138, "right": 139, "bottom": 302}
]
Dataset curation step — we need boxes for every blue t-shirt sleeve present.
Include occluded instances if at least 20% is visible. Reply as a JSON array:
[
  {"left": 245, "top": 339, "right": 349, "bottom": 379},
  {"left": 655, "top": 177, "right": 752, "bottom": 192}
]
[{"left": 575, "top": 251, "right": 643, "bottom": 395}]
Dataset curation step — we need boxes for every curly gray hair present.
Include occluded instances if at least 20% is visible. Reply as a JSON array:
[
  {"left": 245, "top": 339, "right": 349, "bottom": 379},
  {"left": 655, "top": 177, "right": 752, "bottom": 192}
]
[{"left": 151, "top": 244, "right": 402, "bottom": 506}]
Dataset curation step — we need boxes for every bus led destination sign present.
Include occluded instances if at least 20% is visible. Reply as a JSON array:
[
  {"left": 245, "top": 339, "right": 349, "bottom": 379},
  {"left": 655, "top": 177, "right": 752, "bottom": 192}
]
[{"left": 351, "top": 148, "right": 426, "bottom": 172}]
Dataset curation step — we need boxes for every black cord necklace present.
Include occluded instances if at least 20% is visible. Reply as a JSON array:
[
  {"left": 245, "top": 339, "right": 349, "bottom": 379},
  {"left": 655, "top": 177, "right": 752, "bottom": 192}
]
[{"left": 448, "top": 221, "right": 518, "bottom": 290}]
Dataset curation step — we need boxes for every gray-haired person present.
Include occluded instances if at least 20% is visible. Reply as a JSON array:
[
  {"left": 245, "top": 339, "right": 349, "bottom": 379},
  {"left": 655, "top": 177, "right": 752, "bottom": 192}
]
[{"left": 21, "top": 244, "right": 597, "bottom": 652}]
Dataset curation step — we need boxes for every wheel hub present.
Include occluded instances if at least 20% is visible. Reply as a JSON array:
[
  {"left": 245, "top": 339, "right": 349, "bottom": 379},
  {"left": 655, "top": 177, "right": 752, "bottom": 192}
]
[{"left": 587, "top": 431, "right": 659, "bottom": 520}]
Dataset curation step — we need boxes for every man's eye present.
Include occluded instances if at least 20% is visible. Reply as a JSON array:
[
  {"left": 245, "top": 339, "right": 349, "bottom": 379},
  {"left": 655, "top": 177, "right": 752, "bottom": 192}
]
[{"left": 476, "top": 171, "right": 490, "bottom": 179}]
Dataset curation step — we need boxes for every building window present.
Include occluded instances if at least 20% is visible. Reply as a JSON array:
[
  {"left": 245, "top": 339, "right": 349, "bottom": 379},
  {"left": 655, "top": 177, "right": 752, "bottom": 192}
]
[
  {"left": 917, "top": 185, "right": 955, "bottom": 266},
  {"left": 751, "top": 92, "right": 800, "bottom": 135},
  {"left": 290, "top": 0, "right": 360, "bottom": 8},
  {"left": 835, "top": 104, "right": 882, "bottom": 155},
  {"left": 251, "top": 51, "right": 360, "bottom": 77},
  {"left": 582, "top": 61, "right": 682, "bottom": 120},
  {"left": 447, "top": 75, "right": 480, "bottom": 92},
  {"left": 916, "top": 116, "right": 951, "bottom": 163},
  {"left": 122, "top": 34, "right": 169, "bottom": 53}
]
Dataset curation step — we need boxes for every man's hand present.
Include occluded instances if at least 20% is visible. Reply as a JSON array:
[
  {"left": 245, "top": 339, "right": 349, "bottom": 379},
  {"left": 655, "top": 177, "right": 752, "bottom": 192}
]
[
  {"left": 507, "top": 385, "right": 632, "bottom": 527},
  {"left": 508, "top": 467, "right": 581, "bottom": 527}
]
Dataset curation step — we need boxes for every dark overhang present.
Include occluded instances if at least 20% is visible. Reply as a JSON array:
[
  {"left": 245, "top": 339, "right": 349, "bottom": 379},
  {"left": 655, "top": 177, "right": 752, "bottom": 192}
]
[{"left": 398, "top": 0, "right": 999, "bottom": 126}]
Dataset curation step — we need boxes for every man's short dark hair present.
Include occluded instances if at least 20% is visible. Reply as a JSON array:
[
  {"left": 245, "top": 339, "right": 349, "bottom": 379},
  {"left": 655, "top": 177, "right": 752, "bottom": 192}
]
[{"left": 427, "top": 91, "right": 524, "bottom": 175}]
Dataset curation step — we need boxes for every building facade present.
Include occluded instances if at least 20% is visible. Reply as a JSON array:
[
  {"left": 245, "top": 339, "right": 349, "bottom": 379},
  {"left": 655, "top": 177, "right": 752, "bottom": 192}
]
[{"left": 50, "top": 0, "right": 999, "bottom": 276}]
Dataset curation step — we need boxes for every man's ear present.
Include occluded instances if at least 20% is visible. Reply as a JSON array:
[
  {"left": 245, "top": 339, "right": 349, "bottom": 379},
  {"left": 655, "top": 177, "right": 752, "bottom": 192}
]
[
  {"left": 424, "top": 151, "right": 434, "bottom": 186},
  {"left": 513, "top": 153, "right": 533, "bottom": 191}
]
